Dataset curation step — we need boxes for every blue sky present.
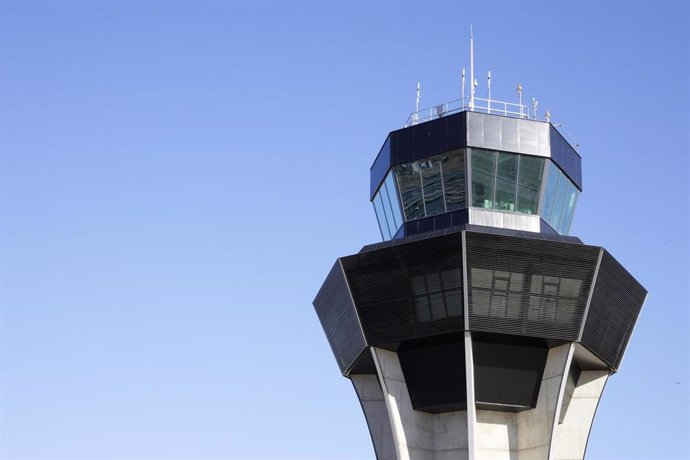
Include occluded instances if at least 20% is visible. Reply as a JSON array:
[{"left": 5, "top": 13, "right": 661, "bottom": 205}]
[{"left": 1, "top": 1, "right": 688, "bottom": 459}]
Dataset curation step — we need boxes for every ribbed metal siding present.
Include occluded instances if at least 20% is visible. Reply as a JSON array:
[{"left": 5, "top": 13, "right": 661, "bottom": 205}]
[
  {"left": 465, "top": 231, "right": 599, "bottom": 340},
  {"left": 581, "top": 250, "right": 647, "bottom": 370},
  {"left": 313, "top": 261, "right": 366, "bottom": 374},
  {"left": 342, "top": 233, "right": 465, "bottom": 346}
]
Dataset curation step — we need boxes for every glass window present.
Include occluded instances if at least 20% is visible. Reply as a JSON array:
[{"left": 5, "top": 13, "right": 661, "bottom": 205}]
[
  {"left": 373, "top": 192, "right": 391, "bottom": 240},
  {"left": 516, "top": 156, "right": 544, "bottom": 214},
  {"left": 380, "top": 182, "right": 398, "bottom": 238},
  {"left": 540, "top": 162, "right": 560, "bottom": 224},
  {"left": 396, "top": 163, "right": 425, "bottom": 220},
  {"left": 420, "top": 159, "right": 445, "bottom": 216},
  {"left": 384, "top": 172, "right": 403, "bottom": 232},
  {"left": 494, "top": 153, "right": 518, "bottom": 211},
  {"left": 412, "top": 269, "right": 463, "bottom": 323},
  {"left": 549, "top": 171, "right": 569, "bottom": 231},
  {"left": 442, "top": 152, "right": 465, "bottom": 211},
  {"left": 558, "top": 182, "right": 579, "bottom": 234},
  {"left": 471, "top": 149, "right": 496, "bottom": 209}
]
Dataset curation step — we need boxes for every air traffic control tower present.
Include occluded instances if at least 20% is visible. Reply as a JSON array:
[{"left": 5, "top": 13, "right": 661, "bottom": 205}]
[{"left": 313, "top": 60, "right": 647, "bottom": 459}]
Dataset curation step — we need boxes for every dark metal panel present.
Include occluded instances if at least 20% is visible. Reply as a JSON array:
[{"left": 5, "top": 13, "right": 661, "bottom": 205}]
[
  {"left": 411, "top": 123, "right": 431, "bottom": 160},
  {"left": 447, "top": 111, "right": 467, "bottom": 151},
  {"left": 465, "top": 231, "right": 599, "bottom": 341},
  {"left": 342, "top": 233, "right": 465, "bottom": 346},
  {"left": 549, "top": 125, "right": 583, "bottom": 190},
  {"left": 370, "top": 136, "right": 391, "bottom": 200},
  {"left": 313, "top": 261, "right": 367, "bottom": 374},
  {"left": 394, "top": 126, "right": 414, "bottom": 166},
  {"left": 429, "top": 116, "right": 449, "bottom": 155},
  {"left": 398, "top": 337, "right": 467, "bottom": 413},
  {"left": 581, "top": 250, "right": 647, "bottom": 370},
  {"left": 473, "top": 334, "right": 548, "bottom": 411}
]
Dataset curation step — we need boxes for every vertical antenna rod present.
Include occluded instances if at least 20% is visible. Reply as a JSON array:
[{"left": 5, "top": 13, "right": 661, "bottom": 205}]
[
  {"left": 487, "top": 70, "right": 492, "bottom": 114},
  {"left": 416, "top": 82, "right": 421, "bottom": 113},
  {"left": 470, "top": 26, "right": 475, "bottom": 111}
]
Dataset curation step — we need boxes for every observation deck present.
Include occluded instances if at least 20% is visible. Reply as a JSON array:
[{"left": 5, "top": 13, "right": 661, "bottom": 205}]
[{"left": 370, "top": 99, "right": 582, "bottom": 240}]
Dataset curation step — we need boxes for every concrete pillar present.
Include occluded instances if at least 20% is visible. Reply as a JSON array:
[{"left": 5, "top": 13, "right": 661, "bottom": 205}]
[
  {"left": 370, "top": 347, "right": 469, "bottom": 460},
  {"left": 353, "top": 345, "right": 606, "bottom": 460},
  {"left": 352, "top": 374, "right": 397, "bottom": 460},
  {"left": 551, "top": 370, "right": 609, "bottom": 460}
]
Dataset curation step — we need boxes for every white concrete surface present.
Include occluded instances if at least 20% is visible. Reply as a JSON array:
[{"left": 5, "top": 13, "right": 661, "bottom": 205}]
[
  {"left": 351, "top": 344, "right": 608, "bottom": 460},
  {"left": 552, "top": 370, "right": 608, "bottom": 460},
  {"left": 352, "top": 374, "right": 396, "bottom": 460}
]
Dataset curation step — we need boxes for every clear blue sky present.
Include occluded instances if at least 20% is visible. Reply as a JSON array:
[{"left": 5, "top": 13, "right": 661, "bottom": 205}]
[{"left": 1, "top": 1, "right": 688, "bottom": 459}]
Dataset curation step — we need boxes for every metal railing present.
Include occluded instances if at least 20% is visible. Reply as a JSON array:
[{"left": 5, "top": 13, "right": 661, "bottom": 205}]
[
  {"left": 404, "top": 97, "right": 534, "bottom": 127},
  {"left": 403, "top": 96, "right": 580, "bottom": 151}
]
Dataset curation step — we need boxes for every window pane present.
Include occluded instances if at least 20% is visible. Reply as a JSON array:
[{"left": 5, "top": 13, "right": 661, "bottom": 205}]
[
  {"left": 445, "top": 290, "right": 462, "bottom": 317},
  {"left": 425, "top": 272, "right": 442, "bottom": 292},
  {"left": 516, "top": 156, "right": 544, "bottom": 214},
  {"left": 420, "top": 159, "right": 445, "bottom": 216},
  {"left": 549, "top": 171, "right": 569, "bottom": 231},
  {"left": 380, "top": 182, "right": 398, "bottom": 238},
  {"left": 558, "top": 182, "right": 579, "bottom": 235},
  {"left": 471, "top": 149, "right": 496, "bottom": 208},
  {"left": 494, "top": 152, "right": 518, "bottom": 211},
  {"left": 441, "top": 268, "right": 462, "bottom": 289},
  {"left": 396, "top": 163, "right": 425, "bottom": 220},
  {"left": 429, "top": 293, "right": 446, "bottom": 320},
  {"left": 442, "top": 151, "right": 466, "bottom": 211},
  {"left": 373, "top": 192, "right": 391, "bottom": 240},
  {"left": 384, "top": 172, "right": 404, "bottom": 231},
  {"left": 540, "top": 162, "right": 561, "bottom": 225}
]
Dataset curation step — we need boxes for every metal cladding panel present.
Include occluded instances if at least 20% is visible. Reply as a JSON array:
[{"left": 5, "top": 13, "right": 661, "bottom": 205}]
[
  {"left": 370, "top": 136, "right": 391, "bottom": 199},
  {"left": 466, "top": 112, "right": 550, "bottom": 157},
  {"left": 473, "top": 337, "right": 548, "bottom": 410},
  {"left": 401, "top": 210, "right": 469, "bottom": 237},
  {"left": 313, "top": 261, "right": 366, "bottom": 374},
  {"left": 465, "top": 231, "right": 599, "bottom": 341},
  {"left": 370, "top": 112, "right": 468, "bottom": 198},
  {"left": 549, "top": 125, "right": 583, "bottom": 190},
  {"left": 341, "top": 233, "right": 465, "bottom": 346},
  {"left": 398, "top": 339, "right": 467, "bottom": 413},
  {"left": 581, "top": 250, "right": 647, "bottom": 370}
]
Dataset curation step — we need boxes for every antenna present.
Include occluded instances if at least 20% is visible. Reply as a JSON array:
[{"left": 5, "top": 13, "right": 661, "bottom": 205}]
[
  {"left": 461, "top": 68, "right": 466, "bottom": 103},
  {"left": 470, "top": 26, "right": 475, "bottom": 111},
  {"left": 545, "top": 110, "right": 551, "bottom": 123},
  {"left": 517, "top": 83, "right": 523, "bottom": 118},
  {"left": 487, "top": 70, "right": 492, "bottom": 114},
  {"left": 532, "top": 97, "right": 539, "bottom": 120},
  {"left": 416, "top": 82, "right": 421, "bottom": 113}
]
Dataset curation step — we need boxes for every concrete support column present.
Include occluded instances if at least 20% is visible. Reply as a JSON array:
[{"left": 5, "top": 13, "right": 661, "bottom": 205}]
[
  {"left": 552, "top": 370, "right": 609, "bottom": 460},
  {"left": 370, "top": 347, "right": 469, "bottom": 460},
  {"left": 352, "top": 374, "right": 397, "bottom": 460},
  {"left": 515, "top": 343, "right": 573, "bottom": 460}
]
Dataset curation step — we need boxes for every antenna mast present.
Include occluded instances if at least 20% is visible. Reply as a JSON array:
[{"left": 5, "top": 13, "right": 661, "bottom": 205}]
[
  {"left": 470, "top": 26, "right": 475, "bottom": 111},
  {"left": 416, "top": 82, "right": 421, "bottom": 113}
]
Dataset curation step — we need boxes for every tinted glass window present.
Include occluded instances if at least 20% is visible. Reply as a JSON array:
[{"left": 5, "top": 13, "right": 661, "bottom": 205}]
[
  {"left": 494, "top": 153, "right": 518, "bottom": 211},
  {"left": 420, "top": 159, "right": 445, "bottom": 216},
  {"left": 373, "top": 192, "right": 391, "bottom": 240},
  {"left": 558, "top": 182, "right": 579, "bottom": 234},
  {"left": 380, "top": 182, "right": 398, "bottom": 238},
  {"left": 384, "top": 172, "right": 404, "bottom": 231},
  {"left": 397, "top": 163, "right": 425, "bottom": 220},
  {"left": 549, "top": 172, "right": 568, "bottom": 231},
  {"left": 471, "top": 149, "right": 496, "bottom": 209},
  {"left": 442, "top": 152, "right": 465, "bottom": 211},
  {"left": 516, "top": 156, "right": 544, "bottom": 214},
  {"left": 541, "top": 162, "right": 560, "bottom": 223}
]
